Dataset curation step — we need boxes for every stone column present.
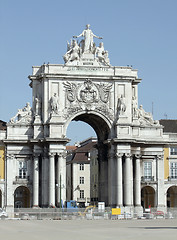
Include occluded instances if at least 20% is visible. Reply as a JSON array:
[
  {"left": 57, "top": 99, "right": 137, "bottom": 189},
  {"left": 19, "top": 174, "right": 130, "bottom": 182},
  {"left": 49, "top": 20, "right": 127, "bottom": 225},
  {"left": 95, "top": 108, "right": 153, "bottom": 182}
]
[
  {"left": 157, "top": 155, "right": 165, "bottom": 210},
  {"left": 41, "top": 147, "right": 49, "bottom": 207},
  {"left": 124, "top": 153, "right": 132, "bottom": 206},
  {"left": 134, "top": 154, "right": 141, "bottom": 206},
  {"left": 6, "top": 154, "right": 15, "bottom": 208},
  {"left": 116, "top": 153, "right": 123, "bottom": 207},
  {"left": 33, "top": 154, "right": 39, "bottom": 207},
  {"left": 56, "top": 153, "right": 62, "bottom": 207},
  {"left": 49, "top": 152, "right": 55, "bottom": 207},
  {"left": 108, "top": 152, "right": 116, "bottom": 206}
]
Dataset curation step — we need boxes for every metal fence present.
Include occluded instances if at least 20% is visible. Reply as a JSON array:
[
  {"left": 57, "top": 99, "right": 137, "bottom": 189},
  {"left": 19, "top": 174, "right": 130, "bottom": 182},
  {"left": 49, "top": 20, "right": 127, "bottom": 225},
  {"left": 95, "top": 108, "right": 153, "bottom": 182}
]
[{"left": 5, "top": 207, "right": 177, "bottom": 220}]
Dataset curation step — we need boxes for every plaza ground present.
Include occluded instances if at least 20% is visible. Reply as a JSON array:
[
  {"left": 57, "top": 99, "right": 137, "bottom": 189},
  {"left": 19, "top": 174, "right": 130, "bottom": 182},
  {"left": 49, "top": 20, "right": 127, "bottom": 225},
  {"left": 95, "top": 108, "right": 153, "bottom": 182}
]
[{"left": 0, "top": 219, "right": 177, "bottom": 240}]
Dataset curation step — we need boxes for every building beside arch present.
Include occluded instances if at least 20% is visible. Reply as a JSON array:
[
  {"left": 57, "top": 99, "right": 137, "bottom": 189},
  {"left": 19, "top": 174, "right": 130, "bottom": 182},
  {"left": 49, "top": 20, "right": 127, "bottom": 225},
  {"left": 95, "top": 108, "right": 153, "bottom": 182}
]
[
  {"left": 160, "top": 120, "right": 177, "bottom": 208},
  {"left": 1, "top": 25, "right": 176, "bottom": 216}
]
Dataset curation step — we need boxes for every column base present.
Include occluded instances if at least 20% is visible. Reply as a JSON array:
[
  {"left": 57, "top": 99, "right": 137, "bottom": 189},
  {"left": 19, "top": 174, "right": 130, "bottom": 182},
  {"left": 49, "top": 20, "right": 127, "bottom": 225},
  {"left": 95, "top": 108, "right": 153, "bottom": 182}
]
[
  {"left": 134, "top": 206, "right": 143, "bottom": 217},
  {"left": 32, "top": 205, "right": 40, "bottom": 209},
  {"left": 157, "top": 205, "right": 167, "bottom": 213},
  {"left": 5, "top": 205, "right": 14, "bottom": 218},
  {"left": 124, "top": 206, "right": 134, "bottom": 214}
]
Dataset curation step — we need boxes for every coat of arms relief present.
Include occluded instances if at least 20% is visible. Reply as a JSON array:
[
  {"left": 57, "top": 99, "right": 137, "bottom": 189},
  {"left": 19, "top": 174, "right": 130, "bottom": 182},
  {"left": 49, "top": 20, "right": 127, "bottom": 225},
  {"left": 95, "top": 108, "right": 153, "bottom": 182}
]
[{"left": 63, "top": 79, "right": 114, "bottom": 120}]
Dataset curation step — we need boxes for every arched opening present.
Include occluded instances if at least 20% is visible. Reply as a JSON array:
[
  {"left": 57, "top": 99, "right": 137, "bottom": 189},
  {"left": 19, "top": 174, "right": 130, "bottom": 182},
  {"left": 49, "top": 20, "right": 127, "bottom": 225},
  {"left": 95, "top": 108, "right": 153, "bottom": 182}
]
[
  {"left": 66, "top": 112, "right": 112, "bottom": 206},
  {"left": 167, "top": 186, "right": 177, "bottom": 207},
  {"left": 0, "top": 189, "right": 2, "bottom": 208},
  {"left": 14, "top": 186, "right": 30, "bottom": 208},
  {"left": 141, "top": 186, "right": 155, "bottom": 208}
]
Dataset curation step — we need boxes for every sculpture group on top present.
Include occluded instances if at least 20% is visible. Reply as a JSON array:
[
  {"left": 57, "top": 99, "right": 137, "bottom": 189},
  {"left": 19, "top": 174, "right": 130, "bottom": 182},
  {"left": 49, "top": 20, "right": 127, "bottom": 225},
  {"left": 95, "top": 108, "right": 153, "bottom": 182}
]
[
  {"left": 131, "top": 97, "right": 159, "bottom": 126},
  {"left": 63, "top": 24, "right": 110, "bottom": 66},
  {"left": 10, "top": 102, "right": 33, "bottom": 124}
]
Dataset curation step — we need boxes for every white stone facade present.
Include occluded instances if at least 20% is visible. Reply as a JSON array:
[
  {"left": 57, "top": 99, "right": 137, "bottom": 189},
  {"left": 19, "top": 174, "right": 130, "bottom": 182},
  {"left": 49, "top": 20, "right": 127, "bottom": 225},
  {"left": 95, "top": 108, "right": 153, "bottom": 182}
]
[{"left": 0, "top": 25, "right": 171, "bottom": 215}]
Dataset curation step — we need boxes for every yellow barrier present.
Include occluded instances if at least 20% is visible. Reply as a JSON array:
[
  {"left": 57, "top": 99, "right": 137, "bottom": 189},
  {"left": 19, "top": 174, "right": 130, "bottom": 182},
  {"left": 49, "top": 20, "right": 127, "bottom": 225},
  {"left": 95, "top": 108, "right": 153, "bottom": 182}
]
[{"left": 112, "top": 208, "right": 121, "bottom": 215}]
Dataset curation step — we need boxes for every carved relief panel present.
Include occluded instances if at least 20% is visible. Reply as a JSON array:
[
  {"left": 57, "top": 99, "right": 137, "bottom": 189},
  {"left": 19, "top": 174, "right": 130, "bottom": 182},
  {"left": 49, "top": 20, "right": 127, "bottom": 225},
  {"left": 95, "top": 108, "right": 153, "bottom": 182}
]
[{"left": 63, "top": 79, "right": 114, "bottom": 120}]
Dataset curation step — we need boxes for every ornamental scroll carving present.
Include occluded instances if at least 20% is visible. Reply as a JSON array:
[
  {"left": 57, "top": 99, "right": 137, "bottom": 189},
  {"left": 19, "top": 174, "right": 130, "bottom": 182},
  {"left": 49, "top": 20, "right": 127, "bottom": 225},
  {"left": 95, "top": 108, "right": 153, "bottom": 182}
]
[{"left": 63, "top": 79, "right": 113, "bottom": 120}]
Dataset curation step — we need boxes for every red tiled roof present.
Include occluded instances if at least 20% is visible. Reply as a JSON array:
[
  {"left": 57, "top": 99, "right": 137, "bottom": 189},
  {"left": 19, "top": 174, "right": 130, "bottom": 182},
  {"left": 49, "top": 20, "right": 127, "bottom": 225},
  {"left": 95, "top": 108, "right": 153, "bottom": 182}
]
[
  {"left": 66, "top": 145, "right": 77, "bottom": 151},
  {"left": 68, "top": 141, "right": 97, "bottom": 164}
]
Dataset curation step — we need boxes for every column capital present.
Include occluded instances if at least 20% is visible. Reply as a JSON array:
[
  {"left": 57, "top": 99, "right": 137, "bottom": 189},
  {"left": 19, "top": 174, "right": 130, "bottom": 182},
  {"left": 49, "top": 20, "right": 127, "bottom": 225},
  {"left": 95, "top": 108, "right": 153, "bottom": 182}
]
[
  {"left": 115, "top": 153, "right": 123, "bottom": 158},
  {"left": 49, "top": 152, "right": 56, "bottom": 157},
  {"left": 125, "top": 153, "right": 131, "bottom": 158},
  {"left": 33, "top": 153, "right": 40, "bottom": 158},
  {"left": 108, "top": 153, "right": 115, "bottom": 159},
  {"left": 157, "top": 155, "right": 163, "bottom": 160},
  {"left": 6, "top": 154, "right": 15, "bottom": 159},
  {"left": 135, "top": 154, "right": 141, "bottom": 159},
  {"left": 58, "top": 151, "right": 66, "bottom": 158}
]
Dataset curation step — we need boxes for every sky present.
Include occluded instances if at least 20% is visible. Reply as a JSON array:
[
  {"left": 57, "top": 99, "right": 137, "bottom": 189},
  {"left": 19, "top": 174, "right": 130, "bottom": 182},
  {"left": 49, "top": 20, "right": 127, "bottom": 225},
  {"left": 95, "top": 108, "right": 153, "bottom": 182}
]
[{"left": 0, "top": 0, "right": 177, "bottom": 144}]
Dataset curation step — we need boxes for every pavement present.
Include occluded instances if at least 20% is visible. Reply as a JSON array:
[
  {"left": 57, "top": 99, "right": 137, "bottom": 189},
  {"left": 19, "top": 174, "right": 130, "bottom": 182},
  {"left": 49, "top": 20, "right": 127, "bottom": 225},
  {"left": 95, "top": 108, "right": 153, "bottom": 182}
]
[{"left": 0, "top": 219, "right": 177, "bottom": 240}]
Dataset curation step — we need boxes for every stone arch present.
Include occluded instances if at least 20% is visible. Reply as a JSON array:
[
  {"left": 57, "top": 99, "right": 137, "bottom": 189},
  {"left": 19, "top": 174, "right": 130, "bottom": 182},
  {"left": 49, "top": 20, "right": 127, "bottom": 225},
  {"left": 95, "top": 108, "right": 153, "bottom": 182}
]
[
  {"left": 141, "top": 186, "right": 155, "bottom": 208},
  {"left": 14, "top": 186, "right": 30, "bottom": 208},
  {"left": 65, "top": 111, "right": 112, "bottom": 205},
  {"left": 167, "top": 186, "right": 177, "bottom": 207},
  {"left": 64, "top": 111, "right": 112, "bottom": 141}
]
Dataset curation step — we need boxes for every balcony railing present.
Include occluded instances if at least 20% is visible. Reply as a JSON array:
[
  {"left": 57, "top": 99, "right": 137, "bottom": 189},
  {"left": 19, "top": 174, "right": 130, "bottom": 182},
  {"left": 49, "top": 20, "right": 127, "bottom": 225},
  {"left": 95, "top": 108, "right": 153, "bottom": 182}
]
[
  {"left": 168, "top": 176, "right": 177, "bottom": 181},
  {"left": 13, "top": 176, "right": 29, "bottom": 184},
  {"left": 77, "top": 198, "right": 86, "bottom": 202},
  {"left": 141, "top": 176, "right": 154, "bottom": 182}
]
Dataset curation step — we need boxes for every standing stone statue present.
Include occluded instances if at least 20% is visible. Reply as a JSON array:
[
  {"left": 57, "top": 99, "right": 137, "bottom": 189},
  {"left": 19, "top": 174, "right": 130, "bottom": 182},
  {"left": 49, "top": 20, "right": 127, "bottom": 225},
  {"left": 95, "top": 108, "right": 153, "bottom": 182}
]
[
  {"left": 50, "top": 93, "right": 59, "bottom": 114},
  {"left": 132, "top": 96, "right": 138, "bottom": 118},
  {"left": 117, "top": 95, "right": 126, "bottom": 115},
  {"left": 35, "top": 97, "right": 41, "bottom": 116},
  {"left": 73, "top": 24, "right": 102, "bottom": 53}
]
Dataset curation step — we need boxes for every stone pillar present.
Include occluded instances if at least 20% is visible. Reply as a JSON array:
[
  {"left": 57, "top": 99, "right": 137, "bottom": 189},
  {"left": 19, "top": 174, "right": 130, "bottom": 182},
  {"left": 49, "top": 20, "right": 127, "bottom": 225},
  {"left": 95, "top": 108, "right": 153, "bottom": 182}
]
[
  {"left": 134, "top": 154, "right": 141, "bottom": 206},
  {"left": 49, "top": 152, "right": 55, "bottom": 207},
  {"left": 108, "top": 152, "right": 116, "bottom": 206},
  {"left": 33, "top": 154, "right": 39, "bottom": 207},
  {"left": 157, "top": 155, "right": 165, "bottom": 210},
  {"left": 61, "top": 152, "right": 66, "bottom": 204},
  {"left": 116, "top": 153, "right": 123, "bottom": 207},
  {"left": 56, "top": 153, "right": 62, "bottom": 207},
  {"left": 6, "top": 154, "right": 15, "bottom": 208},
  {"left": 124, "top": 153, "right": 131, "bottom": 206},
  {"left": 41, "top": 148, "right": 49, "bottom": 207}
]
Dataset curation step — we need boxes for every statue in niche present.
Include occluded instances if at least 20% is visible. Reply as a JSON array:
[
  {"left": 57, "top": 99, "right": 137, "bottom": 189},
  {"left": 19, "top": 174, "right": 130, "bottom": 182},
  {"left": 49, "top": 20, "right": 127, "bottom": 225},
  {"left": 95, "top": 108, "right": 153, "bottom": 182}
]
[
  {"left": 132, "top": 96, "right": 138, "bottom": 118},
  {"left": 35, "top": 97, "right": 41, "bottom": 116},
  {"left": 117, "top": 95, "right": 126, "bottom": 115},
  {"left": 10, "top": 102, "right": 33, "bottom": 123},
  {"left": 63, "top": 40, "right": 80, "bottom": 63},
  {"left": 50, "top": 93, "right": 59, "bottom": 114},
  {"left": 96, "top": 42, "right": 110, "bottom": 65},
  {"left": 137, "top": 105, "right": 159, "bottom": 125},
  {"left": 73, "top": 24, "right": 102, "bottom": 53}
]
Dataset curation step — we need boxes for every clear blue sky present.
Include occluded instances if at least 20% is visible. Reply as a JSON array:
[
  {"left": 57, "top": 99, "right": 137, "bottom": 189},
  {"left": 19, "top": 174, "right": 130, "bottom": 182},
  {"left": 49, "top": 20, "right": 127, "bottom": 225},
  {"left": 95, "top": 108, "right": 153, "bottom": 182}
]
[{"left": 1, "top": 0, "right": 177, "bottom": 144}]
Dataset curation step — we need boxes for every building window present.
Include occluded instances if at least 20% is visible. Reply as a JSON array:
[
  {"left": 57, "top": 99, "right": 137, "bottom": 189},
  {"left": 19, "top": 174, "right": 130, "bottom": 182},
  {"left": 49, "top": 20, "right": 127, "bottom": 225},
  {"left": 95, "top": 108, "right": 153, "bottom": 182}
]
[
  {"left": 19, "top": 161, "right": 27, "bottom": 179},
  {"left": 79, "top": 164, "right": 84, "bottom": 171},
  {"left": 144, "top": 162, "right": 152, "bottom": 180},
  {"left": 80, "top": 190, "right": 84, "bottom": 198},
  {"left": 80, "top": 177, "right": 84, "bottom": 184},
  {"left": 170, "top": 162, "right": 177, "bottom": 179},
  {"left": 170, "top": 147, "right": 177, "bottom": 155}
]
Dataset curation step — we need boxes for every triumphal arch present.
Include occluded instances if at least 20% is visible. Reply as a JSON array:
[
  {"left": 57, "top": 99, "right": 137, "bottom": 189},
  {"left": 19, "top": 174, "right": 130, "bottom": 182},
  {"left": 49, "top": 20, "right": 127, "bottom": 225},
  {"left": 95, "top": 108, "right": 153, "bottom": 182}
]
[{"left": 5, "top": 25, "right": 167, "bottom": 214}]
